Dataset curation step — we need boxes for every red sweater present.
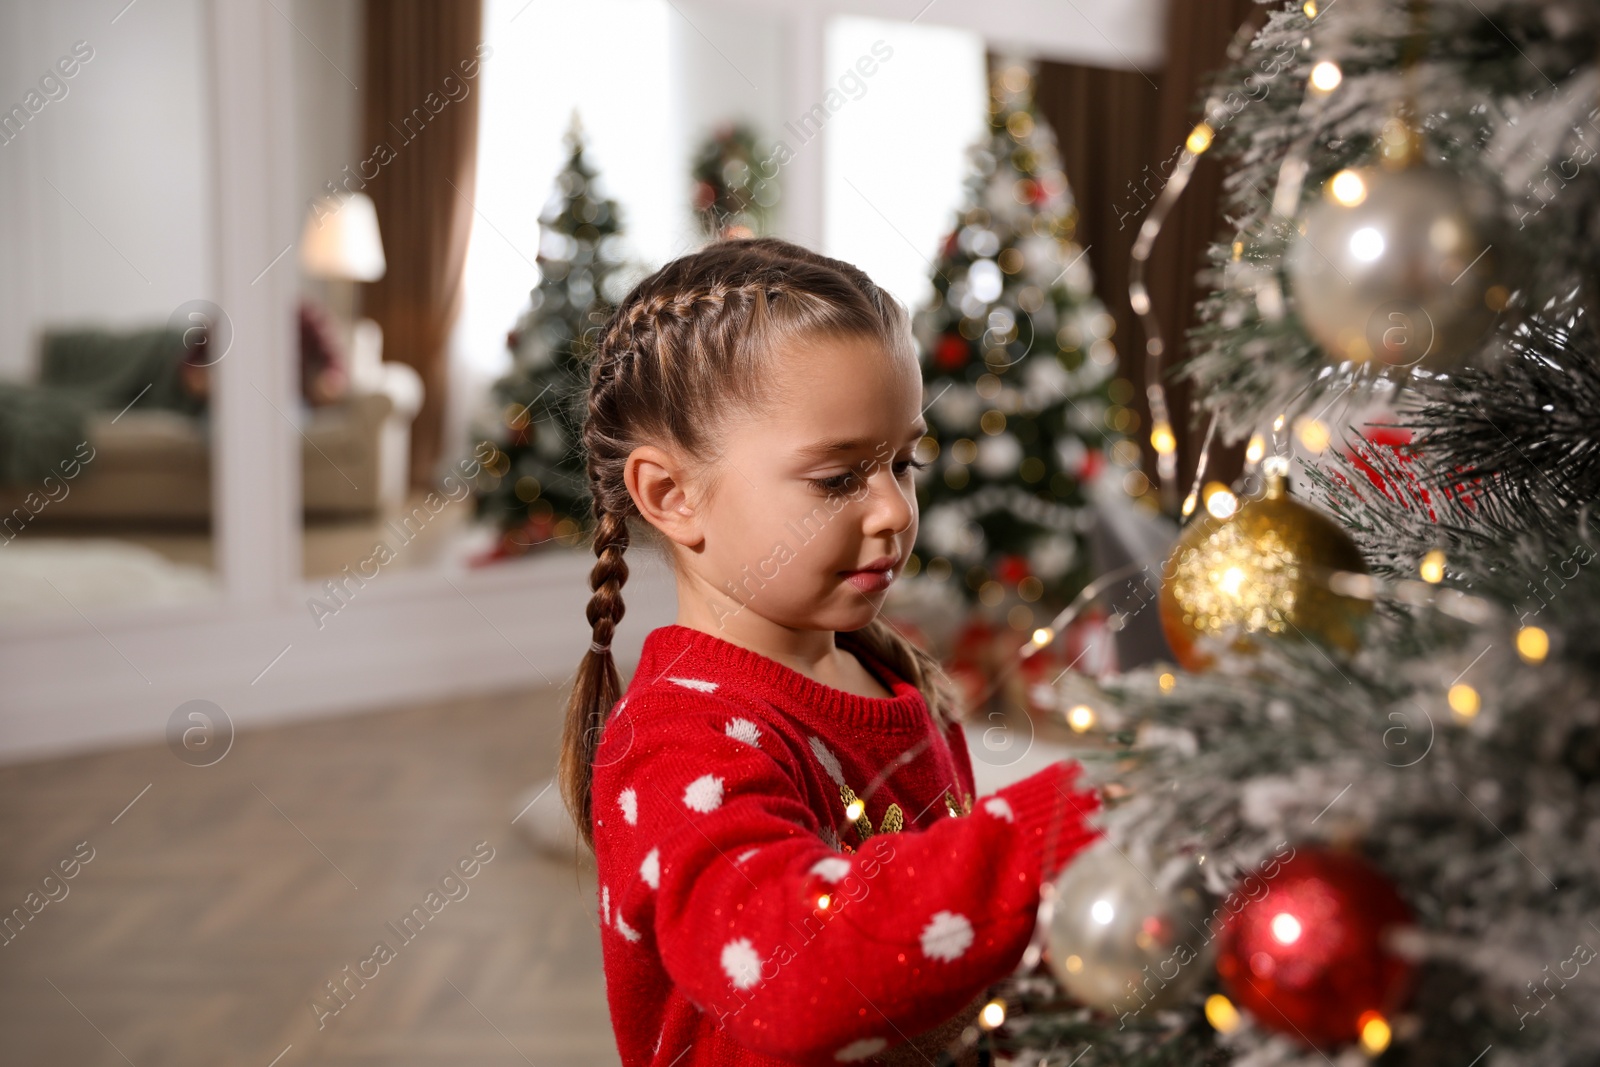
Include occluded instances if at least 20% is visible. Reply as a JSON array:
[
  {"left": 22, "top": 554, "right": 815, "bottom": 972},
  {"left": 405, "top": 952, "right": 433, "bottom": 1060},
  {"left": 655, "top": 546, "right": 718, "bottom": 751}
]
[{"left": 591, "top": 624, "right": 1101, "bottom": 1067}]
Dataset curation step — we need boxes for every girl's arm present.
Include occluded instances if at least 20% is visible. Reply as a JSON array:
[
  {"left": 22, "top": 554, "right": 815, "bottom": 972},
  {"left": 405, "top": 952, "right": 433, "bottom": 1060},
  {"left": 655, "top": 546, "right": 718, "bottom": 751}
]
[{"left": 594, "top": 688, "right": 1099, "bottom": 1066}]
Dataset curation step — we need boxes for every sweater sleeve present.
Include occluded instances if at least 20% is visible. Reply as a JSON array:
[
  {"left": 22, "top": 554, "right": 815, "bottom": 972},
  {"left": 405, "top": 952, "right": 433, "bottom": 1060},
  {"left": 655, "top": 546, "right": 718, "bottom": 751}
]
[{"left": 593, "top": 689, "right": 1100, "bottom": 1066}]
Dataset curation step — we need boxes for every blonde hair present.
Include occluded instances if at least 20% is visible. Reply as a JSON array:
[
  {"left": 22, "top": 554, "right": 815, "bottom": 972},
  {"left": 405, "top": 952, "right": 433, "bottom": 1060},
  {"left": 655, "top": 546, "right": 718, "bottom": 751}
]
[{"left": 560, "top": 236, "right": 962, "bottom": 852}]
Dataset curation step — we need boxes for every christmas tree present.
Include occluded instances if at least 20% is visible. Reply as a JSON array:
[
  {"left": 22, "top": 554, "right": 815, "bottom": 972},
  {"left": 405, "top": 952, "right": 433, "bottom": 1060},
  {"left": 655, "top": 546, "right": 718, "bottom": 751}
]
[
  {"left": 691, "top": 121, "right": 778, "bottom": 240},
  {"left": 473, "top": 113, "right": 641, "bottom": 559},
  {"left": 954, "top": 3, "right": 1600, "bottom": 1066},
  {"left": 909, "top": 57, "right": 1133, "bottom": 636}
]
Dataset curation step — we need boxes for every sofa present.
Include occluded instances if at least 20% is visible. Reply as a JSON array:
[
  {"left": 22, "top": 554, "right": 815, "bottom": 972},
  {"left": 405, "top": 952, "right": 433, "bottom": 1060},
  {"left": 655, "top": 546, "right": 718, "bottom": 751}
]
[{"left": 0, "top": 319, "right": 422, "bottom": 525}]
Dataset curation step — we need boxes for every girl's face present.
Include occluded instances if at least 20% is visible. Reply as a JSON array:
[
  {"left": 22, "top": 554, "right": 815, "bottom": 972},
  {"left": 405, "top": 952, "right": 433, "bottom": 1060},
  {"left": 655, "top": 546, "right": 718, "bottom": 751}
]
[{"left": 684, "top": 331, "right": 926, "bottom": 637}]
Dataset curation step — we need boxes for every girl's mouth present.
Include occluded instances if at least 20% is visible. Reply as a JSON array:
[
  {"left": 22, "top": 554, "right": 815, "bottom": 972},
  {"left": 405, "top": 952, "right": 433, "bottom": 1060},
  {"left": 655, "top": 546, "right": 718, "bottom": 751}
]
[{"left": 844, "top": 566, "right": 896, "bottom": 591}]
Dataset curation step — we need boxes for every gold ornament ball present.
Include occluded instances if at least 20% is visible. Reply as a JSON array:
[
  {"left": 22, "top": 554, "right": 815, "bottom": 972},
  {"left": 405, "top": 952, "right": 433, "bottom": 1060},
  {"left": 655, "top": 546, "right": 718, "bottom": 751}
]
[{"left": 1158, "top": 471, "right": 1370, "bottom": 671}]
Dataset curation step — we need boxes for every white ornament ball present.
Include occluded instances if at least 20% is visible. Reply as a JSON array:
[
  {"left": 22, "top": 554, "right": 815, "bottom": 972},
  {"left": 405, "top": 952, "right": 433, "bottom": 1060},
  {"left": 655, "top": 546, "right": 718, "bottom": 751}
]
[{"left": 975, "top": 432, "right": 1024, "bottom": 478}]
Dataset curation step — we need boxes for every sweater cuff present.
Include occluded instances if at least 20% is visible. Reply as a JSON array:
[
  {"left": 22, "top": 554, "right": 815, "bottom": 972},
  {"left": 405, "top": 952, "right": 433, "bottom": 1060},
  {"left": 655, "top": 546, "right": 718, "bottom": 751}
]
[{"left": 984, "top": 759, "right": 1102, "bottom": 884}]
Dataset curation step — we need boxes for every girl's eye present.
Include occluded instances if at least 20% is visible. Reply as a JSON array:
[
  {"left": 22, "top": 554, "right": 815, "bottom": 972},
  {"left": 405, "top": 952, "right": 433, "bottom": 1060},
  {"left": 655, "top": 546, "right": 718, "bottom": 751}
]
[{"left": 808, "top": 457, "right": 928, "bottom": 496}]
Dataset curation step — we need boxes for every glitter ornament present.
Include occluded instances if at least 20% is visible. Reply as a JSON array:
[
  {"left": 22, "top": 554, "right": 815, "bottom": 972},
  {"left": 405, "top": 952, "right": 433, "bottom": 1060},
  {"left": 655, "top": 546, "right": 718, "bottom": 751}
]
[
  {"left": 1046, "top": 841, "right": 1213, "bottom": 1015},
  {"left": 1215, "top": 846, "right": 1415, "bottom": 1046},
  {"left": 1158, "top": 466, "right": 1369, "bottom": 671}
]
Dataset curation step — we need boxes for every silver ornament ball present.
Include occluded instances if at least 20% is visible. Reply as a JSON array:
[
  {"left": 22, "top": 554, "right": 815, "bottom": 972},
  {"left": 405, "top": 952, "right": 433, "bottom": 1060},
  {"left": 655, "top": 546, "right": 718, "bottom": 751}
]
[
  {"left": 1286, "top": 165, "right": 1508, "bottom": 372},
  {"left": 1046, "top": 840, "right": 1214, "bottom": 1015}
]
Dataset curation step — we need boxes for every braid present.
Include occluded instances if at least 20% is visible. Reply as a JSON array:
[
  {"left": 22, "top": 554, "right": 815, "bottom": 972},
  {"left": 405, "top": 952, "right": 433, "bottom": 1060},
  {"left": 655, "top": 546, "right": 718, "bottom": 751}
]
[{"left": 558, "top": 235, "right": 919, "bottom": 854}]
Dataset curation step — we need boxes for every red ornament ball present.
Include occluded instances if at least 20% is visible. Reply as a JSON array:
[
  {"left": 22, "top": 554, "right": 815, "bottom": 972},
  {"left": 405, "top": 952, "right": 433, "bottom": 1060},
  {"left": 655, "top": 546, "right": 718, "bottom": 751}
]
[
  {"left": 995, "top": 554, "right": 1031, "bottom": 586},
  {"left": 1216, "top": 846, "right": 1415, "bottom": 1047}
]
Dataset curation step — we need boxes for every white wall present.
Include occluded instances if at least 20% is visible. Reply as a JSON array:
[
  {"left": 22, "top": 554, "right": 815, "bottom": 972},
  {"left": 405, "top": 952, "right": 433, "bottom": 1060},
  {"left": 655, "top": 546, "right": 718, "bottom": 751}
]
[{"left": 0, "top": 0, "right": 214, "bottom": 379}]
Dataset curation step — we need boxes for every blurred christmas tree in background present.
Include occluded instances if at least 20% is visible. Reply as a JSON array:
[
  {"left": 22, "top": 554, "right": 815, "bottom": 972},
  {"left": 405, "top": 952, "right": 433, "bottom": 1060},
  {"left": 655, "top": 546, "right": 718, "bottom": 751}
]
[
  {"left": 909, "top": 57, "right": 1136, "bottom": 638},
  {"left": 472, "top": 113, "right": 643, "bottom": 561},
  {"left": 958, "top": 3, "right": 1600, "bottom": 1066},
  {"left": 692, "top": 121, "right": 779, "bottom": 240}
]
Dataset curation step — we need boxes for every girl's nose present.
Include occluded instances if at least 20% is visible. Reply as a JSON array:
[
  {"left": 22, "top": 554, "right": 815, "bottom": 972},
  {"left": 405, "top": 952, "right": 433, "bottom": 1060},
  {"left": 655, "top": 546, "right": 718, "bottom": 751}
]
[{"left": 865, "top": 466, "right": 914, "bottom": 537}]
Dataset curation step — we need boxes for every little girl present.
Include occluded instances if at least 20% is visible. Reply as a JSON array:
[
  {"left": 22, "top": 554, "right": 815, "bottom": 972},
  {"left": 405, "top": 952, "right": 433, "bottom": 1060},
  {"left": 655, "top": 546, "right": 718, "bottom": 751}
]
[{"left": 560, "top": 236, "right": 1101, "bottom": 1066}]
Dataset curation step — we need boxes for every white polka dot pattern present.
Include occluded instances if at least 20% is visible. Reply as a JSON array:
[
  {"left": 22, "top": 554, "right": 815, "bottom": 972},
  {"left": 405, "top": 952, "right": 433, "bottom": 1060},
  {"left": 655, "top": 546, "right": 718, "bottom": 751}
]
[
  {"left": 721, "top": 937, "right": 762, "bottom": 989},
  {"left": 724, "top": 717, "right": 762, "bottom": 747},
  {"left": 808, "top": 856, "right": 851, "bottom": 884},
  {"left": 808, "top": 735, "right": 847, "bottom": 787},
  {"left": 619, "top": 787, "right": 638, "bottom": 825},
  {"left": 640, "top": 847, "right": 661, "bottom": 889},
  {"left": 981, "top": 797, "right": 1014, "bottom": 822},
  {"left": 668, "top": 676, "right": 719, "bottom": 693},
  {"left": 615, "top": 912, "right": 641, "bottom": 941},
  {"left": 683, "top": 774, "right": 724, "bottom": 813},
  {"left": 920, "top": 910, "right": 974, "bottom": 961}
]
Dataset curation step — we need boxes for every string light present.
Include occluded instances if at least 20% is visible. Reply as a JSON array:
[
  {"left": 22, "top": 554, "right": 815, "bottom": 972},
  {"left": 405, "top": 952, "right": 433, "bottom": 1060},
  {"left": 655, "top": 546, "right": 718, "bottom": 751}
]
[
  {"left": 1203, "top": 482, "right": 1239, "bottom": 519},
  {"left": 1205, "top": 993, "right": 1242, "bottom": 1033},
  {"left": 979, "top": 999, "right": 1007, "bottom": 1029},
  {"left": 1245, "top": 433, "right": 1266, "bottom": 463},
  {"left": 845, "top": 799, "right": 865, "bottom": 822},
  {"left": 1186, "top": 123, "right": 1215, "bottom": 154},
  {"left": 1067, "top": 705, "right": 1097, "bottom": 732},
  {"left": 1151, "top": 421, "right": 1177, "bottom": 455},
  {"left": 1358, "top": 1011, "right": 1392, "bottom": 1055},
  {"left": 1303, "top": 0, "right": 1319, "bottom": 17},
  {"left": 817, "top": 893, "right": 832, "bottom": 910},
  {"left": 1448, "top": 683, "right": 1480, "bottom": 721},
  {"left": 1159, "top": 672, "right": 1176, "bottom": 692},
  {"left": 1329, "top": 168, "right": 1369, "bottom": 207},
  {"left": 1516, "top": 625, "right": 1549, "bottom": 663},
  {"left": 1063, "top": 954, "right": 1084, "bottom": 974},
  {"left": 1419, "top": 549, "right": 1447, "bottom": 583},
  {"left": 1031, "top": 627, "right": 1055, "bottom": 648},
  {"left": 1309, "top": 60, "right": 1343, "bottom": 92},
  {"left": 1297, "top": 418, "right": 1331, "bottom": 453}
]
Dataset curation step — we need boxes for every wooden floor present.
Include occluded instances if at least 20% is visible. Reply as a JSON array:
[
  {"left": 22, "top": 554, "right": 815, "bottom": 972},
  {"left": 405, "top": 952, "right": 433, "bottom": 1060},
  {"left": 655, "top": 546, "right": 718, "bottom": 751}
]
[{"left": 0, "top": 685, "right": 619, "bottom": 1067}]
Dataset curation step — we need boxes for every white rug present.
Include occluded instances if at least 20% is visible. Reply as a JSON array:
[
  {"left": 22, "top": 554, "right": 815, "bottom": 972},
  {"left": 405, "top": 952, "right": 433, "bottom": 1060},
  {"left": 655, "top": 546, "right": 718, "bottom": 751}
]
[{"left": 0, "top": 538, "right": 217, "bottom": 616}]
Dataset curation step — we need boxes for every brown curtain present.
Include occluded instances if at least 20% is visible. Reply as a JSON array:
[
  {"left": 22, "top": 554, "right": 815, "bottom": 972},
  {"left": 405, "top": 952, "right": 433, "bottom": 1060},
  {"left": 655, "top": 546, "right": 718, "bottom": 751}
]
[
  {"left": 1022, "top": 0, "right": 1264, "bottom": 493},
  {"left": 362, "top": 0, "right": 483, "bottom": 487}
]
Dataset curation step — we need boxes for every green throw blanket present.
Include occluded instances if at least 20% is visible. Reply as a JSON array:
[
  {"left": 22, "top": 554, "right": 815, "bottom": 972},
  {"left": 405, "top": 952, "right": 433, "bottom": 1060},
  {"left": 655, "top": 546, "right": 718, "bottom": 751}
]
[{"left": 0, "top": 327, "right": 203, "bottom": 486}]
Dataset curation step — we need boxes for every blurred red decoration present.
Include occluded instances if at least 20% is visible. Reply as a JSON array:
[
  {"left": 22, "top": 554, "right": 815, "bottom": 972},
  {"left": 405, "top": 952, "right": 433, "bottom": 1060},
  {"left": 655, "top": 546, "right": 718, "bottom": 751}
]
[
  {"left": 995, "top": 554, "right": 1031, "bottom": 586},
  {"left": 1216, "top": 846, "right": 1415, "bottom": 1047},
  {"left": 1335, "top": 423, "right": 1480, "bottom": 521},
  {"left": 935, "top": 333, "right": 970, "bottom": 370}
]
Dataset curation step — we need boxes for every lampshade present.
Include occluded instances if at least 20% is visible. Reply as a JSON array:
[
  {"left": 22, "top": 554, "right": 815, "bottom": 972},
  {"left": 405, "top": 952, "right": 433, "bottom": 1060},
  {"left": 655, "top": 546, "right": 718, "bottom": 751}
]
[{"left": 300, "top": 192, "right": 387, "bottom": 282}]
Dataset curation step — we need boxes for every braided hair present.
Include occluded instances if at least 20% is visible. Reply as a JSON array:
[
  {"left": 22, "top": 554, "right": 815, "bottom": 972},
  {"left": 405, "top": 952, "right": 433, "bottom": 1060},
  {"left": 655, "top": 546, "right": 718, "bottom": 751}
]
[{"left": 560, "top": 236, "right": 963, "bottom": 853}]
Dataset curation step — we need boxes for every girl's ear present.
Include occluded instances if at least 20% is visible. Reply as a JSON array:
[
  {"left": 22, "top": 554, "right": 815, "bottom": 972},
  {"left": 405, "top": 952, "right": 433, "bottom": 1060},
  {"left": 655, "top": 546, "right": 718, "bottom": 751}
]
[{"left": 624, "top": 444, "right": 703, "bottom": 548}]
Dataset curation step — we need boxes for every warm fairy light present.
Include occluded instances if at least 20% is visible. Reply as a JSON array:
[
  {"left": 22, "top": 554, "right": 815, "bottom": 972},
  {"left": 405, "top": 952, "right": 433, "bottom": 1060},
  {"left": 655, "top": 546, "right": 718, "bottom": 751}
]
[
  {"left": 1297, "top": 418, "right": 1331, "bottom": 453},
  {"left": 1186, "top": 123, "right": 1215, "bottom": 154},
  {"left": 1151, "top": 421, "right": 1177, "bottom": 456},
  {"left": 979, "top": 999, "right": 1007, "bottom": 1029},
  {"left": 1031, "top": 627, "right": 1055, "bottom": 648},
  {"left": 1270, "top": 912, "right": 1303, "bottom": 945},
  {"left": 1182, "top": 489, "right": 1200, "bottom": 519},
  {"left": 1516, "top": 625, "right": 1549, "bottom": 663},
  {"left": 845, "top": 799, "right": 865, "bottom": 822},
  {"left": 1246, "top": 434, "right": 1266, "bottom": 463},
  {"left": 1420, "top": 549, "right": 1447, "bottom": 583},
  {"left": 1329, "top": 168, "right": 1368, "bottom": 207},
  {"left": 1159, "top": 672, "right": 1176, "bottom": 692},
  {"left": 1067, "top": 704, "right": 1097, "bottom": 733},
  {"left": 1359, "top": 1012, "right": 1392, "bottom": 1055},
  {"left": 1448, "top": 683, "right": 1481, "bottom": 720},
  {"left": 1090, "top": 898, "right": 1115, "bottom": 925},
  {"left": 1309, "top": 60, "right": 1343, "bottom": 92},
  {"left": 817, "top": 893, "right": 831, "bottom": 910},
  {"left": 1303, "top": 0, "right": 1319, "bottom": 16},
  {"left": 1064, "top": 954, "right": 1084, "bottom": 974},
  {"left": 1272, "top": 413, "right": 1287, "bottom": 432},
  {"left": 1205, "top": 485, "right": 1239, "bottom": 519},
  {"left": 1205, "top": 994, "right": 1242, "bottom": 1033}
]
